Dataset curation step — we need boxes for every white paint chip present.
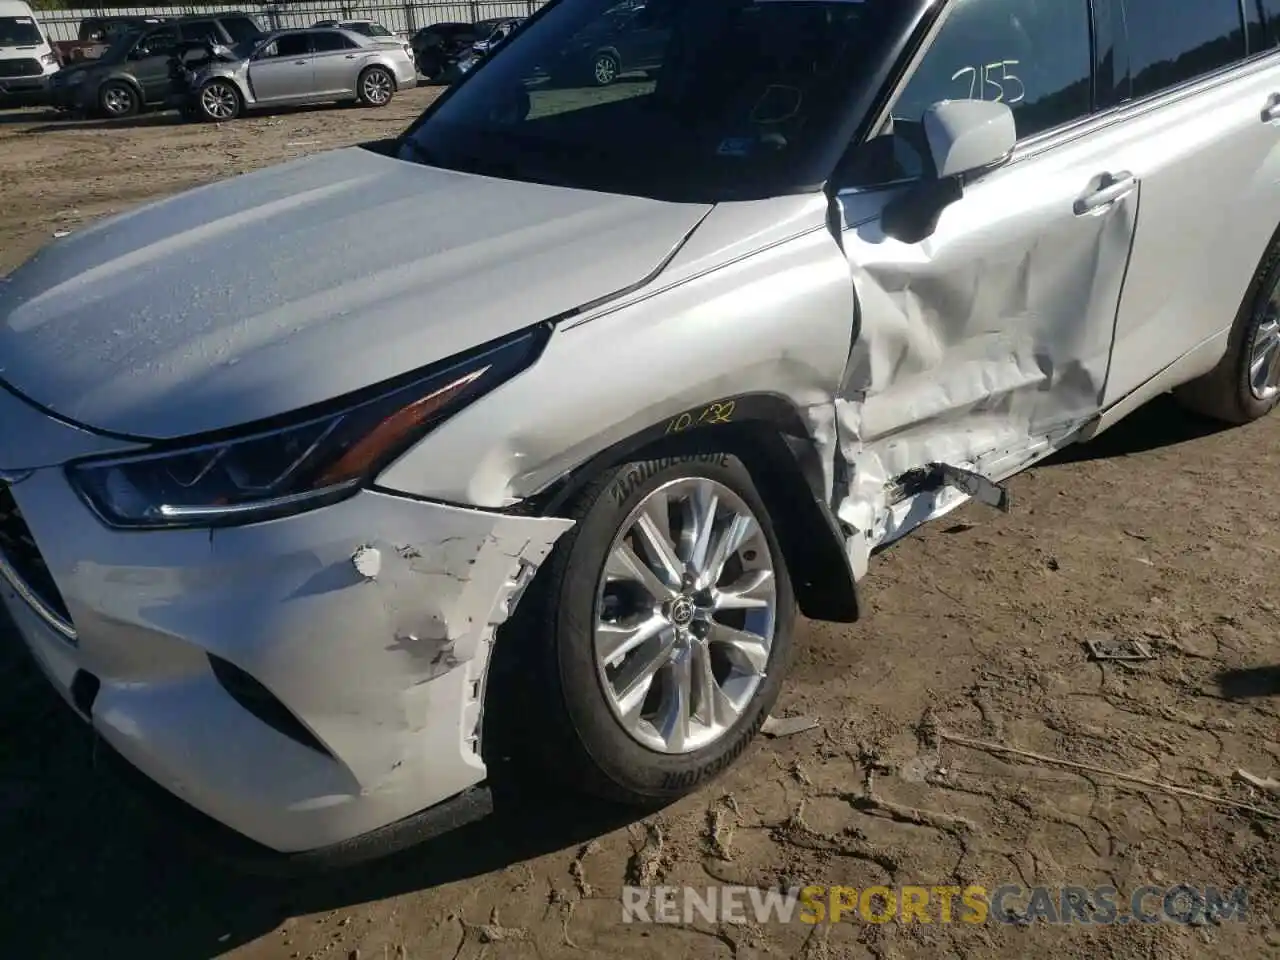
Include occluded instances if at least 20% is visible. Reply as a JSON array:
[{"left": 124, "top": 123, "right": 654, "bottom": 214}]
[{"left": 352, "top": 546, "right": 382, "bottom": 579}]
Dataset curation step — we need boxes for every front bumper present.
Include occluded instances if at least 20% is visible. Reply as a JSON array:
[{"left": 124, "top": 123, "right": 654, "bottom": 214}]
[
  {"left": 0, "top": 71, "right": 54, "bottom": 106},
  {"left": 1, "top": 457, "right": 572, "bottom": 857}
]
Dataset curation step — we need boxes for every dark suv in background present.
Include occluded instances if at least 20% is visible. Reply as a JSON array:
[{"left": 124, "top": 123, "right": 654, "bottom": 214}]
[
  {"left": 48, "top": 12, "right": 263, "bottom": 117},
  {"left": 410, "top": 18, "right": 509, "bottom": 79}
]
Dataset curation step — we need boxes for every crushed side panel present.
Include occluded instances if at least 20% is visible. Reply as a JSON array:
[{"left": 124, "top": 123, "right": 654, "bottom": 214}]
[{"left": 832, "top": 161, "right": 1139, "bottom": 576}]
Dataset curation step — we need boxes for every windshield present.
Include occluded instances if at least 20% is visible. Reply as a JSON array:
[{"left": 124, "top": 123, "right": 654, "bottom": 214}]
[
  {"left": 363, "top": 23, "right": 393, "bottom": 37},
  {"left": 399, "top": 0, "right": 916, "bottom": 202},
  {"left": 0, "top": 16, "right": 42, "bottom": 46}
]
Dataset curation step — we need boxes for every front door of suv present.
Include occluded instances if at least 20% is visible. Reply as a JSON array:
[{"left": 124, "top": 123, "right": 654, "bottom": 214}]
[{"left": 831, "top": 0, "right": 1137, "bottom": 522}]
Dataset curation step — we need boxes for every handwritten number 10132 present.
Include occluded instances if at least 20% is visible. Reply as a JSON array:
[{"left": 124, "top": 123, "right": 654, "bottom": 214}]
[{"left": 951, "top": 60, "right": 1026, "bottom": 105}]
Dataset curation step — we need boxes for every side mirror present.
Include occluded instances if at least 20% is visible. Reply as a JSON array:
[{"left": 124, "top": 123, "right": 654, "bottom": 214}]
[
  {"left": 923, "top": 98, "right": 1016, "bottom": 178},
  {"left": 881, "top": 99, "right": 1015, "bottom": 244}
]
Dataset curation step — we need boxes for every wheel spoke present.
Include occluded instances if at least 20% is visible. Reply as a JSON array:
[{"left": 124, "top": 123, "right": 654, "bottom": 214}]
[
  {"left": 687, "top": 485, "right": 720, "bottom": 572},
  {"left": 1266, "top": 340, "right": 1280, "bottom": 391},
  {"left": 597, "top": 613, "right": 668, "bottom": 665},
  {"left": 635, "top": 493, "right": 683, "bottom": 588},
  {"left": 614, "top": 627, "right": 677, "bottom": 719},
  {"left": 714, "top": 568, "right": 775, "bottom": 611},
  {"left": 657, "top": 651, "right": 692, "bottom": 751},
  {"left": 708, "top": 621, "right": 770, "bottom": 674},
  {"left": 605, "top": 541, "right": 675, "bottom": 602},
  {"left": 1251, "top": 336, "right": 1277, "bottom": 379},
  {"left": 700, "top": 512, "right": 758, "bottom": 590}
]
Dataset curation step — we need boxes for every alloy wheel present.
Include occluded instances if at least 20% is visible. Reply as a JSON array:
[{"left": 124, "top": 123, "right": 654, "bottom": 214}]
[
  {"left": 200, "top": 83, "right": 237, "bottom": 121},
  {"left": 363, "top": 70, "right": 393, "bottom": 105},
  {"left": 593, "top": 55, "right": 618, "bottom": 85},
  {"left": 593, "top": 477, "right": 778, "bottom": 755},
  {"left": 1249, "top": 295, "right": 1280, "bottom": 401},
  {"left": 101, "top": 84, "right": 135, "bottom": 116}
]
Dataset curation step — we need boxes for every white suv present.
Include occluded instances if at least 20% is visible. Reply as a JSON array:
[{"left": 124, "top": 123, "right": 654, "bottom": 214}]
[{"left": 3, "top": 0, "right": 1279, "bottom": 866}]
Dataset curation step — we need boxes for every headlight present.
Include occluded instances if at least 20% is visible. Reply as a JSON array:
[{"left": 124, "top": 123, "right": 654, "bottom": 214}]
[
  {"left": 68, "top": 328, "right": 546, "bottom": 529},
  {"left": 41, "top": 53, "right": 59, "bottom": 66}
]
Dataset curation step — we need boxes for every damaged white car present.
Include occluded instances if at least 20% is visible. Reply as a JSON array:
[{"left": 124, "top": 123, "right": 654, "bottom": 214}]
[{"left": 3, "top": 0, "right": 1280, "bottom": 864}]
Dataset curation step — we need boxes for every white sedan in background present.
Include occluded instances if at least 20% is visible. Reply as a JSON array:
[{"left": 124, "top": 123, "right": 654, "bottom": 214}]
[{"left": 187, "top": 26, "right": 416, "bottom": 122}]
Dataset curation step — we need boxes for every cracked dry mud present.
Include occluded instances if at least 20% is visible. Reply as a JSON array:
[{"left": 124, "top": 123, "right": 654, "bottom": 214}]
[{"left": 1, "top": 93, "right": 1278, "bottom": 959}]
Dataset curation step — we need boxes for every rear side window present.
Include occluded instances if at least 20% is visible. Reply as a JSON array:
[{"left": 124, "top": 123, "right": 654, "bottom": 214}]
[
  {"left": 312, "top": 31, "right": 355, "bottom": 52},
  {"left": 892, "top": 0, "right": 1093, "bottom": 140},
  {"left": 1121, "top": 0, "right": 1245, "bottom": 99}
]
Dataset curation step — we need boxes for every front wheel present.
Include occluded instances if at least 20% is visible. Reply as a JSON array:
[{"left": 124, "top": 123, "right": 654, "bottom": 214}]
[
  {"left": 591, "top": 51, "right": 619, "bottom": 86},
  {"left": 358, "top": 66, "right": 395, "bottom": 107},
  {"left": 98, "top": 80, "right": 139, "bottom": 118},
  {"left": 197, "top": 79, "right": 241, "bottom": 122},
  {"left": 510, "top": 453, "right": 796, "bottom": 804}
]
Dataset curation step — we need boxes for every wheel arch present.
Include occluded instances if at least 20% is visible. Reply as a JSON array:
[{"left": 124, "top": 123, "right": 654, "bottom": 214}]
[{"left": 522, "top": 393, "right": 860, "bottom": 623}]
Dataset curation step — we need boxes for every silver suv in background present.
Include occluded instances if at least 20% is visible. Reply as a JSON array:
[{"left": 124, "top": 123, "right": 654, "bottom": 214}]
[{"left": 3, "top": 0, "right": 1280, "bottom": 866}]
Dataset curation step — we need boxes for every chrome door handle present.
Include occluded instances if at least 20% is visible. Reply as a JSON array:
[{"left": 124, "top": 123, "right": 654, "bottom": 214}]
[
  {"left": 1075, "top": 171, "right": 1137, "bottom": 215},
  {"left": 1263, "top": 94, "right": 1280, "bottom": 123},
  {"left": 345, "top": 53, "right": 356, "bottom": 58}
]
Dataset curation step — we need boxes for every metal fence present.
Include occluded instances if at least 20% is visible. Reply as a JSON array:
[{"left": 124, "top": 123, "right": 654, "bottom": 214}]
[{"left": 37, "top": 1, "right": 543, "bottom": 42}]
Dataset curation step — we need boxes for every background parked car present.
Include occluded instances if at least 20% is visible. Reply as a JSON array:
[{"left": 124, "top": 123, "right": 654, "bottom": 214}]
[
  {"left": 51, "top": 15, "right": 167, "bottom": 65},
  {"left": 187, "top": 27, "right": 416, "bottom": 122},
  {"left": 547, "top": 0, "right": 670, "bottom": 86},
  {"left": 0, "top": 0, "right": 60, "bottom": 107},
  {"left": 47, "top": 12, "right": 263, "bottom": 118},
  {"left": 313, "top": 18, "right": 414, "bottom": 62},
  {"left": 452, "top": 17, "right": 524, "bottom": 79},
  {"left": 410, "top": 18, "right": 507, "bottom": 80}
]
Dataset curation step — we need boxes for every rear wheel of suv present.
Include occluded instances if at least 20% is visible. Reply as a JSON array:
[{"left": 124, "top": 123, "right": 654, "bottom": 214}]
[
  {"left": 98, "top": 80, "right": 139, "bottom": 118},
  {"left": 505, "top": 453, "right": 796, "bottom": 805},
  {"left": 1175, "top": 237, "right": 1280, "bottom": 424},
  {"left": 197, "top": 79, "right": 241, "bottom": 122},
  {"left": 358, "top": 66, "right": 395, "bottom": 107}
]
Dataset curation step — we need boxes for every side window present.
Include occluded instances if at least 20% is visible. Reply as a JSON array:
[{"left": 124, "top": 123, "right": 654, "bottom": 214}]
[
  {"left": 894, "top": 0, "right": 1092, "bottom": 140},
  {"left": 1122, "top": 0, "right": 1245, "bottom": 100},
  {"left": 181, "top": 20, "right": 221, "bottom": 44},
  {"left": 222, "top": 18, "right": 262, "bottom": 44},
  {"left": 139, "top": 28, "right": 178, "bottom": 56},
  {"left": 312, "top": 31, "right": 354, "bottom": 53},
  {"left": 272, "top": 33, "right": 312, "bottom": 58}
]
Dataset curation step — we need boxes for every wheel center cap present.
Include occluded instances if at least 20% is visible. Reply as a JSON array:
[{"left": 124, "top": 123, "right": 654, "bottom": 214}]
[{"left": 669, "top": 595, "right": 696, "bottom": 627}]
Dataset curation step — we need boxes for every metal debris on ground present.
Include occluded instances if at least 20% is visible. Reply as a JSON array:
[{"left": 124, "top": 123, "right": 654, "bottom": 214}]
[
  {"left": 760, "top": 715, "right": 820, "bottom": 738},
  {"left": 1085, "top": 637, "right": 1155, "bottom": 662}
]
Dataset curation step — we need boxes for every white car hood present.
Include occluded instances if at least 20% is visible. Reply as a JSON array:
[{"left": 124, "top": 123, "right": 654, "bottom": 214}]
[{"left": 0, "top": 147, "right": 711, "bottom": 440}]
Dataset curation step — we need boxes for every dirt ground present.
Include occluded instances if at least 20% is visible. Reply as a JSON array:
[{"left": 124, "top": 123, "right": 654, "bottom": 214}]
[{"left": 1, "top": 92, "right": 1278, "bottom": 960}]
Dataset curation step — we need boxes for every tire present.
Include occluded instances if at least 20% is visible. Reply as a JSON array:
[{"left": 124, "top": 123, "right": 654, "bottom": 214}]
[
  {"left": 505, "top": 452, "right": 797, "bottom": 806},
  {"left": 196, "top": 79, "right": 241, "bottom": 122},
  {"left": 1174, "top": 236, "right": 1280, "bottom": 424},
  {"left": 358, "top": 66, "right": 395, "bottom": 107},
  {"left": 590, "top": 51, "right": 620, "bottom": 87},
  {"left": 97, "top": 80, "right": 139, "bottom": 118}
]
